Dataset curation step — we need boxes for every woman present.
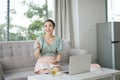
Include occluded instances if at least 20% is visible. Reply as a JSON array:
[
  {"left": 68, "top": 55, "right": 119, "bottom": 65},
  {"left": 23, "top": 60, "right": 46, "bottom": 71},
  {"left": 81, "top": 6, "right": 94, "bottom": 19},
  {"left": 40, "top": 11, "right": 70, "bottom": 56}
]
[{"left": 33, "top": 19, "right": 63, "bottom": 74}]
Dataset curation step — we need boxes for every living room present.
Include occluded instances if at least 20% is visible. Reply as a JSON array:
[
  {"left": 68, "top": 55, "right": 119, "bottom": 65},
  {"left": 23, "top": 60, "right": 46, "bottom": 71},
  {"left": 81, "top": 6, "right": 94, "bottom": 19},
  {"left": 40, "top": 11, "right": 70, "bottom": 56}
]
[{"left": 0, "top": 0, "right": 120, "bottom": 80}]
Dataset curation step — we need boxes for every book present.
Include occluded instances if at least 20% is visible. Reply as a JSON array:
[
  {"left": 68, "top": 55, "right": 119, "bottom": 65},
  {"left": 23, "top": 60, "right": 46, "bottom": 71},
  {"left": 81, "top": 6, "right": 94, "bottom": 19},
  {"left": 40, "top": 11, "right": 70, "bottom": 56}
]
[{"left": 90, "top": 63, "right": 102, "bottom": 71}]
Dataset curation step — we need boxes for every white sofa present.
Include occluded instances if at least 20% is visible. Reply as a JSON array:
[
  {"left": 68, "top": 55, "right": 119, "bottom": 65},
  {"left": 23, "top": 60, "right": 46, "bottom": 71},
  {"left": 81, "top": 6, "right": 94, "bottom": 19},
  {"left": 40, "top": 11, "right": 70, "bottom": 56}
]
[{"left": 0, "top": 40, "right": 87, "bottom": 80}]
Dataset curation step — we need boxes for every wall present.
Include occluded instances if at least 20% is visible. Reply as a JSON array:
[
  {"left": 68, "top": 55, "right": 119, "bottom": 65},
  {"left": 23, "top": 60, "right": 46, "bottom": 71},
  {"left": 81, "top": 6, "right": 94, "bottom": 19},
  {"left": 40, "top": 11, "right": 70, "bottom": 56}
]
[{"left": 72, "top": 0, "right": 106, "bottom": 62}]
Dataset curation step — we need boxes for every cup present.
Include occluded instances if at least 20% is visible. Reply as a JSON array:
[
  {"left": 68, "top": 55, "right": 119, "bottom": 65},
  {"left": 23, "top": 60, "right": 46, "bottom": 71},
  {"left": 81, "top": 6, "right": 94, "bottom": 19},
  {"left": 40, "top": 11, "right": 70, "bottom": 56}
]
[{"left": 51, "top": 70, "right": 58, "bottom": 76}]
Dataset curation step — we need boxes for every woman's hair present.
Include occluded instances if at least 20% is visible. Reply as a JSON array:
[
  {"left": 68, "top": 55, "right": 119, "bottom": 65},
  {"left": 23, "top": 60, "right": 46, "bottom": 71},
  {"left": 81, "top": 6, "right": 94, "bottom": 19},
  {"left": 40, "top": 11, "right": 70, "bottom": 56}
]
[{"left": 44, "top": 19, "right": 55, "bottom": 28}]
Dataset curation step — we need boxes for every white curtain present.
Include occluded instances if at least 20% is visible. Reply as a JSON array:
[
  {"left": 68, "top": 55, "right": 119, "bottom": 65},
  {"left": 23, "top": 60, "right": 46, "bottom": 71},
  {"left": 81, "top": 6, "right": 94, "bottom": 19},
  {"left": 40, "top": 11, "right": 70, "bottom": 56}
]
[{"left": 54, "top": 0, "right": 75, "bottom": 48}]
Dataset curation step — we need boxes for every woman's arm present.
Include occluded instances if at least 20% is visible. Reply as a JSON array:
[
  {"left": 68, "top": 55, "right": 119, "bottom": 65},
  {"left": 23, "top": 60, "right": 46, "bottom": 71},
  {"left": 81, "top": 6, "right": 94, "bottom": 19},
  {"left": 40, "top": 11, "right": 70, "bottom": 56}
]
[
  {"left": 56, "top": 53, "right": 62, "bottom": 62},
  {"left": 34, "top": 49, "right": 40, "bottom": 59},
  {"left": 55, "top": 37, "right": 63, "bottom": 63},
  {"left": 34, "top": 40, "right": 41, "bottom": 59},
  {"left": 50, "top": 53, "right": 62, "bottom": 64}
]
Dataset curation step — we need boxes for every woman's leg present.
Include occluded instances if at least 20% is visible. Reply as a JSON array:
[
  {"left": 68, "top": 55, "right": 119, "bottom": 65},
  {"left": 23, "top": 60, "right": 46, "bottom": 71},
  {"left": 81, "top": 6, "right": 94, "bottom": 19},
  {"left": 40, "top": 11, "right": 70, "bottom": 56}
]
[
  {"left": 42, "top": 69, "right": 50, "bottom": 74},
  {"left": 35, "top": 69, "right": 43, "bottom": 74}
]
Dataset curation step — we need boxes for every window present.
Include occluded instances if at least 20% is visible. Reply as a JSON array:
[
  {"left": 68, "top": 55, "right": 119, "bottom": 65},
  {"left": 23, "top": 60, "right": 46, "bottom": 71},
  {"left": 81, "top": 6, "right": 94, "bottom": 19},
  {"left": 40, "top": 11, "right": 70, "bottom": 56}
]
[
  {"left": 107, "top": 0, "right": 120, "bottom": 22},
  {"left": 0, "top": 0, "right": 54, "bottom": 41},
  {"left": 0, "top": 0, "right": 7, "bottom": 41}
]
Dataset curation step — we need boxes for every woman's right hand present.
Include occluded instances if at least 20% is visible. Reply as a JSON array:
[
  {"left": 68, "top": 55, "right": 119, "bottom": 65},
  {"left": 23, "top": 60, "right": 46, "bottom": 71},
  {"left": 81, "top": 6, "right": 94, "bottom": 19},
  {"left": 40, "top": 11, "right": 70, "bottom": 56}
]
[
  {"left": 34, "top": 40, "right": 41, "bottom": 58},
  {"left": 35, "top": 40, "right": 40, "bottom": 49}
]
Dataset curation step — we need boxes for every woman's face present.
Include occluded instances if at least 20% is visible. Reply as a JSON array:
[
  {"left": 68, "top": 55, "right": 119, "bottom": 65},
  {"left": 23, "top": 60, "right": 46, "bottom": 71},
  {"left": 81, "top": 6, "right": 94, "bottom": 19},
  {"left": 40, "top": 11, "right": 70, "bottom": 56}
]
[{"left": 44, "top": 21, "right": 54, "bottom": 35}]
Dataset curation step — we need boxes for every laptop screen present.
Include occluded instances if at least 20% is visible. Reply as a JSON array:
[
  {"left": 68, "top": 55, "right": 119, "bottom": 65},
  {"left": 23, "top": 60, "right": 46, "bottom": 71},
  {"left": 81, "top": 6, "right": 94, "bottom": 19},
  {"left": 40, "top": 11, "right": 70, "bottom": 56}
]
[{"left": 68, "top": 54, "right": 91, "bottom": 75}]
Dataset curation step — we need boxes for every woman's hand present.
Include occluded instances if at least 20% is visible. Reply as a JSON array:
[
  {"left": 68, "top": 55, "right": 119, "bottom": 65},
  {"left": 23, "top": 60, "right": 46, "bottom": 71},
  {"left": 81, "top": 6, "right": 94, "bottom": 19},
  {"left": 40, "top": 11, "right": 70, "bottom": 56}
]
[
  {"left": 56, "top": 53, "right": 62, "bottom": 62},
  {"left": 50, "top": 59, "right": 61, "bottom": 65},
  {"left": 34, "top": 40, "right": 41, "bottom": 59},
  {"left": 50, "top": 60, "right": 58, "bottom": 65},
  {"left": 35, "top": 40, "right": 40, "bottom": 49}
]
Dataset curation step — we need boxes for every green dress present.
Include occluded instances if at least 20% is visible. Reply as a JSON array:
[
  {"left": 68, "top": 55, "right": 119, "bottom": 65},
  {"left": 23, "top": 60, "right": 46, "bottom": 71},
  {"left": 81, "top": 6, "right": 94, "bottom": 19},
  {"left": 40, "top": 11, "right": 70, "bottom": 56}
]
[{"left": 33, "top": 36, "right": 63, "bottom": 56}]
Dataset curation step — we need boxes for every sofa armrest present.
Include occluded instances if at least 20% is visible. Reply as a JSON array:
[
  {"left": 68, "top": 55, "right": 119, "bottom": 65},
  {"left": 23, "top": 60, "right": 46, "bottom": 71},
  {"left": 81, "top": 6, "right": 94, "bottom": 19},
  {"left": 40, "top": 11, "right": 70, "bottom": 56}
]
[
  {"left": 70, "top": 49, "right": 87, "bottom": 56},
  {"left": 0, "top": 64, "right": 4, "bottom": 80}
]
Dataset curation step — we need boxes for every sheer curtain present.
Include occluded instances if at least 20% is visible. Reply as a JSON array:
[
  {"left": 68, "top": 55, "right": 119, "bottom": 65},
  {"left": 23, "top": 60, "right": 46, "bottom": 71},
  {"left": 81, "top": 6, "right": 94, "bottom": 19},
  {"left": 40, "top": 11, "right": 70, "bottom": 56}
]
[{"left": 54, "top": 0, "right": 75, "bottom": 48}]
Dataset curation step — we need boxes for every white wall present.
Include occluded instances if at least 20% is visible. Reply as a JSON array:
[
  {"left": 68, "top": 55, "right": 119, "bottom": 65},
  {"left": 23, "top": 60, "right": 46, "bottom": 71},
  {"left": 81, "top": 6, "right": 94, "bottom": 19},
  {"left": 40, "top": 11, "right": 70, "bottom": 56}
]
[{"left": 72, "top": 0, "right": 106, "bottom": 62}]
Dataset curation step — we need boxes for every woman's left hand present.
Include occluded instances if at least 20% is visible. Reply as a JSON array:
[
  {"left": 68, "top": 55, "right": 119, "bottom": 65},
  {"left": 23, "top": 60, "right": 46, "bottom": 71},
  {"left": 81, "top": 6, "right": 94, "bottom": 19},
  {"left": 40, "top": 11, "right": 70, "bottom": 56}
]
[
  {"left": 51, "top": 59, "right": 61, "bottom": 64},
  {"left": 50, "top": 60, "right": 58, "bottom": 64}
]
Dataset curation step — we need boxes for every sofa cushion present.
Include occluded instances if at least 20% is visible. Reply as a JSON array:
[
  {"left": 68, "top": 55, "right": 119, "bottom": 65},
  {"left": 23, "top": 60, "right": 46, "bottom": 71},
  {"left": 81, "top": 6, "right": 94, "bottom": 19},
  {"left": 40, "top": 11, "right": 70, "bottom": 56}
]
[
  {"left": 0, "top": 41, "right": 36, "bottom": 71},
  {"left": 4, "top": 67, "right": 35, "bottom": 80},
  {"left": 62, "top": 40, "right": 71, "bottom": 63}
]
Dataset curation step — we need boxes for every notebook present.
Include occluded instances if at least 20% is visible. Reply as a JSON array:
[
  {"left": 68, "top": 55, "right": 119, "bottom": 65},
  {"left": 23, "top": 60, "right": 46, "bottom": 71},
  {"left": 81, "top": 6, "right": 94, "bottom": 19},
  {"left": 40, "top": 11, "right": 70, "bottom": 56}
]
[{"left": 64, "top": 54, "right": 91, "bottom": 75}]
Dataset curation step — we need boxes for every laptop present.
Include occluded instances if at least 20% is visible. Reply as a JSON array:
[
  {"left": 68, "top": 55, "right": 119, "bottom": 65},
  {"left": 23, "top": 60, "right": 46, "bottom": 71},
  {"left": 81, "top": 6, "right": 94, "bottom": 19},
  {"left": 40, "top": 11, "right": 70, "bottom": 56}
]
[{"left": 64, "top": 54, "right": 91, "bottom": 75}]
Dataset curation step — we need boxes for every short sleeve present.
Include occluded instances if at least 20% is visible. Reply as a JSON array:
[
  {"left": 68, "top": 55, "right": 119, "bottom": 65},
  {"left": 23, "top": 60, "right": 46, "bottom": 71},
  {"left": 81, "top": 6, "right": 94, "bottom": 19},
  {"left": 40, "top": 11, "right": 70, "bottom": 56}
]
[
  {"left": 33, "top": 36, "right": 43, "bottom": 51},
  {"left": 56, "top": 37, "right": 63, "bottom": 54}
]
